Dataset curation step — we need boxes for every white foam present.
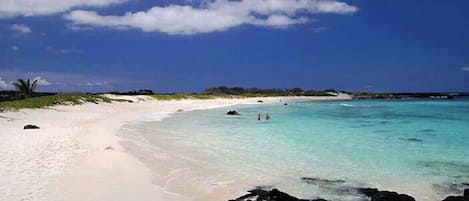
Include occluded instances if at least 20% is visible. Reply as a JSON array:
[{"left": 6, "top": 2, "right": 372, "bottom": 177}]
[
  {"left": 185, "top": 103, "right": 239, "bottom": 111},
  {"left": 340, "top": 103, "right": 355, "bottom": 107},
  {"left": 134, "top": 112, "right": 173, "bottom": 122}
]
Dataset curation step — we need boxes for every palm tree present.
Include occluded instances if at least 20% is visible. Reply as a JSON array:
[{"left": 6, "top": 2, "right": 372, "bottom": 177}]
[{"left": 12, "top": 78, "right": 38, "bottom": 98}]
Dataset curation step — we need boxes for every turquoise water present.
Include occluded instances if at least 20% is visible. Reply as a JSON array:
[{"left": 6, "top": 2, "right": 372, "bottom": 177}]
[{"left": 122, "top": 99, "right": 469, "bottom": 201}]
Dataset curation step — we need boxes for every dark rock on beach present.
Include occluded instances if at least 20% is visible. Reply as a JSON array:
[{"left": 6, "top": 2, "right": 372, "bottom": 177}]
[
  {"left": 24, "top": 124, "right": 40, "bottom": 129},
  {"left": 228, "top": 188, "right": 324, "bottom": 201},
  {"left": 229, "top": 186, "right": 467, "bottom": 201},
  {"left": 372, "top": 191, "right": 415, "bottom": 201},
  {"left": 226, "top": 110, "right": 241, "bottom": 115},
  {"left": 356, "top": 188, "right": 415, "bottom": 201},
  {"left": 258, "top": 100, "right": 264, "bottom": 103},
  {"left": 441, "top": 189, "right": 468, "bottom": 201},
  {"left": 442, "top": 195, "right": 464, "bottom": 201},
  {"left": 104, "top": 146, "right": 114, "bottom": 150},
  {"left": 356, "top": 188, "right": 379, "bottom": 197}
]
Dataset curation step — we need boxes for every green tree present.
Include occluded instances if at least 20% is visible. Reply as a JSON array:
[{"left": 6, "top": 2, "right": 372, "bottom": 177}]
[{"left": 12, "top": 78, "right": 38, "bottom": 98}]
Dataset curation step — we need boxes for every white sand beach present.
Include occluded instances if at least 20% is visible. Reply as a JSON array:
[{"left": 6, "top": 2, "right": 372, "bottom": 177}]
[{"left": 0, "top": 95, "right": 350, "bottom": 201}]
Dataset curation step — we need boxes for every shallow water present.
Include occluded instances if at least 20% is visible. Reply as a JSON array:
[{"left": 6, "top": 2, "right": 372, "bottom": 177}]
[{"left": 120, "top": 98, "right": 469, "bottom": 201}]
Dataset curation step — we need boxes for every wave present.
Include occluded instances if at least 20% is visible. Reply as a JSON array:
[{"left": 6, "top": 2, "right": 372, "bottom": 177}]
[
  {"left": 186, "top": 103, "right": 239, "bottom": 111},
  {"left": 133, "top": 112, "right": 173, "bottom": 122},
  {"left": 339, "top": 103, "right": 372, "bottom": 107},
  {"left": 339, "top": 103, "right": 356, "bottom": 107}
]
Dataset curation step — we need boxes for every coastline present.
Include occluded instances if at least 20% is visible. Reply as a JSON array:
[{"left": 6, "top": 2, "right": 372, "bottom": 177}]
[{"left": 0, "top": 95, "right": 350, "bottom": 201}]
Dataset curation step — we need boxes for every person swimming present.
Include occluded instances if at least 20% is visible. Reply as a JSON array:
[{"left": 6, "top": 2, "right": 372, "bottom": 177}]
[
  {"left": 266, "top": 113, "right": 271, "bottom": 120},
  {"left": 257, "top": 113, "right": 261, "bottom": 121}
]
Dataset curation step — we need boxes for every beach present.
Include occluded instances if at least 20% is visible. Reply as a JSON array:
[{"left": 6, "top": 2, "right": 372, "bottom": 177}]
[{"left": 0, "top": 95, "right": 350, "bottom": 201}]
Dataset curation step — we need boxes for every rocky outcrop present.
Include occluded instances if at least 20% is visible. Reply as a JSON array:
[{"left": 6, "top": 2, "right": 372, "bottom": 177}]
[
  {"left": 356, "top": 188, "right": 415, "bottom": 201},
  {"left": 228, "top": 185, "right": 467, "bottom": 201},
  {"left": 226, "top": 110, "right": 241, "bottom": 115},
  {"left": 23, "top": 124, "right": 40, "bottom": 129},
  {"left": 441, "top": 189, "right": 468, "bottom": 201},
  {"left": 228, "top": 188, "right": 324, "bottom": 201}
]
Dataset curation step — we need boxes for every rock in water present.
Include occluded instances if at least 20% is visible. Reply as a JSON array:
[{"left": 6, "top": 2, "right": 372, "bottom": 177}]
[
  {"left": 356, "top": 188, "right": 379, "bottom": 197},
  {"left": 226, "top": 110, "right": 241, "bottom": 115},
  {"left": 24, "top": 124, "right": 40, "bottom": 129},
  {"left": 301, "top": 177, "right": 346, "bottom": 186}
]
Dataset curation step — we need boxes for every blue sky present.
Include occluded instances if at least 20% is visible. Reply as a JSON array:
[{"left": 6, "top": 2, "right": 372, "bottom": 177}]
[{"left": 1, "top": 0, "right": 469, "bottom": 92}]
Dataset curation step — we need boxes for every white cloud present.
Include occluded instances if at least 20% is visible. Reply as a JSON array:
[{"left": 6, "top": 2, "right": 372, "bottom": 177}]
[
  {"left": 0, "top": 77, "right": 12, "bottom": 89},
  {"left": 11, "top": 45, "right": 19, "bottom": 51},
  {"left": 33, "top": 76, "right": 51, "bottom": 86},
  {"left": 461, "top": 66, "right": 469, "bottom": 72},
  {"left": 65, "top": 0, "right": 358, "bottom": 35},
  {"left": 85, "top": 81, "right": 108, "bottom": 87},
  {"left": 0, "top": 0, "right": 125, "bottom": 18},
  {"left": 10, "top": 24, "right": 31, "bottom": 35}
]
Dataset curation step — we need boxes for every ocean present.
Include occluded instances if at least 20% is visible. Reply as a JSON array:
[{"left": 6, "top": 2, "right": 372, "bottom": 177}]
[{"left": 119, "top": 98, "right": 469, "bottom": 201}]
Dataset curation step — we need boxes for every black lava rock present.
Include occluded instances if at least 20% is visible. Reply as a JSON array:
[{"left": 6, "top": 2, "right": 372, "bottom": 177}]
[
  {"left": 226, "top": 110, "right": 241, "bottom": 115},
  {"left": 229, "top": 188, "right": 325, "bottom": 201},
  {"left": 356, "top": 188, "right": 379, "bottom": 197},
  {"left": 24, "top": 124, "right": 40, "bottom": 129},
  {"left": 442, "top": 196, "right": 464, "bottom": 201},
  {"left": 441, "top": 189, "right": 468, "bottom": 201},
  {"left": 371, "top": 191, "right": 415, "bottom": 201},
  {"left": 355, "top": 188, "right": 415, "bottom": 201}
]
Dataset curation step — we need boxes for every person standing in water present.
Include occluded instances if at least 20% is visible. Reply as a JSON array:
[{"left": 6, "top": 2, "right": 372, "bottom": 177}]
[
  {"left": 257, "top": 113, "right": 261, "bottom": 121},
  {"left": 265, "top": 113, "right": 271, "bottom": 120}
]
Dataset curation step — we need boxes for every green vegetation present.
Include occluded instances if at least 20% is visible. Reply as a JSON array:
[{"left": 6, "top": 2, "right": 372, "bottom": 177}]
[
  {"left": 203, "top": 86, "right": 336, "bottom": 97},
  {"left": 150, "top": 93, "right": 232, "bottom": 100},
  {"left": 0, "top": 84, "right": 340, "bottom": 111},
  {"left": 12, "top": 78, "right": 38, "bottom": 98},
  {"left": 0, "top": 94, "right": 122, "bottom": 112}
]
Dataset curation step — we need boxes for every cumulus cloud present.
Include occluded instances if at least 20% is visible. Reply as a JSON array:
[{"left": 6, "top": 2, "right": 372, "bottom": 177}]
[
  {"left": 0, "top": 77, "right": 12, "bottom": 89},
  {"left": 84, "top": 81, "right": 109, "bottom": 87},
  {"left": 0, "top": 0, "right": 125, "bottom": 18},
  {"left": 11, "top": 45, "right": 19, "bottom": 51},
  {"left": 10, "top": 24, "right": 31, "bottom": 35},
  {"left": 65, "top": 0, "right": 358, "bottom": 35},
  {"left": 461, "top": 66, "right": 469, "bottom": 72},
  {"left": 33, "top": 76, "right": 52, "bottom": 86}
]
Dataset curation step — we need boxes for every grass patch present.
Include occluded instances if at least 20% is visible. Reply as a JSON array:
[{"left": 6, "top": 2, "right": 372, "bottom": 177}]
[
  {"left": 150, "top": 92, "right": 334, "bottom": 100},
  {"left": 0, "top": 94, "right": 123, "bottom": 112}
]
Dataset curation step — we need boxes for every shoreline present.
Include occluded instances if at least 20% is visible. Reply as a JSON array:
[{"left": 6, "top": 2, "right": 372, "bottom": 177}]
[{"left": 0, "top": 95, "right": 350, "bottom": 201}]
